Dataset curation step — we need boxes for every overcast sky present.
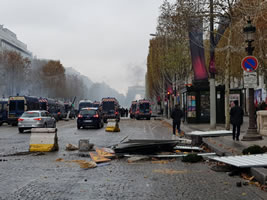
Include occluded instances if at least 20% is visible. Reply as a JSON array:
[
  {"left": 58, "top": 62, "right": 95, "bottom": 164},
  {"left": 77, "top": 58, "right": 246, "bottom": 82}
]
[{"left": 0, "top": 0, "right": 170, "bottom": 95}]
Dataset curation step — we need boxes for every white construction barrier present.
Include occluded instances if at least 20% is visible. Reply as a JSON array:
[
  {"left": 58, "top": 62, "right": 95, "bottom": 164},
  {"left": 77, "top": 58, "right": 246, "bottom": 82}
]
[
  {"left": 105, "top": 119, "right": 120, "bottom": 132},
  {"left": 29, "top": 128, "right": 58, "bottom": 152}
]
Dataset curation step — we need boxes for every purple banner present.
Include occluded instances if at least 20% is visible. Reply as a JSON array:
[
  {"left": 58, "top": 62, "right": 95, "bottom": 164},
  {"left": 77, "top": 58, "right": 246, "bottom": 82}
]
[{"left": 189, "top": 18, "right": 208, "bottom": 81}]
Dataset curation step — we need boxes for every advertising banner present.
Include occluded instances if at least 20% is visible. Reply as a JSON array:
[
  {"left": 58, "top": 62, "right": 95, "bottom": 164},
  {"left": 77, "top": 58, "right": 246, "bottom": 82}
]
[{"left": 189, "top": 18, "right": 208, "bottom": 81}]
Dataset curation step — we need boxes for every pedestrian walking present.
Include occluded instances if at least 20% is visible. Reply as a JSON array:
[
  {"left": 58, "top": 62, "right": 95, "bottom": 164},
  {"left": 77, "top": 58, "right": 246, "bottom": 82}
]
[
  {"left": 171, "top": 104, "right": 184, "bottom": 136},
  {"left": 230, "top": 100, "right": 244, "bottom": 141}
]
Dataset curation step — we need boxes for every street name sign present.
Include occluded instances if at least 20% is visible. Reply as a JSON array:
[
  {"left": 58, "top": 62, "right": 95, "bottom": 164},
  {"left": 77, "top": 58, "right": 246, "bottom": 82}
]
[
  {"left": 241, "top": 56, "right": 258, "bottom": 72},
  {"left": 243, "top": 71, "right": 257, "bottom": 88}
]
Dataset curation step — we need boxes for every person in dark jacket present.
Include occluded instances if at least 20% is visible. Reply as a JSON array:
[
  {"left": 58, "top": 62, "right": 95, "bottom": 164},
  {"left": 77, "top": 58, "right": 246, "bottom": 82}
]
[
  {"left": 230, "top": 100, "right": 244, "bottom": 141},
  {"left": 171, "top": 104, "right": 184, "bottom": 135}
]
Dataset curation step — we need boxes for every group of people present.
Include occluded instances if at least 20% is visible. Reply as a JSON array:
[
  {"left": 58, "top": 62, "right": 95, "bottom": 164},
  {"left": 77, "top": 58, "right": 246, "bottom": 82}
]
[
  {"left": 170, "top": 101, "right": 245, "bottom": 141},
  {"left": 120, "top": 107, "right": 128, "bottom": 117}
]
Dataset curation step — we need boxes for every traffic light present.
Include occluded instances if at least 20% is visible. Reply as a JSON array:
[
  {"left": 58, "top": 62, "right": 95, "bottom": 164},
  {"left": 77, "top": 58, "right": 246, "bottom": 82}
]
[{"left": 167, "top": 91, "right": 170, "bottom": 100}]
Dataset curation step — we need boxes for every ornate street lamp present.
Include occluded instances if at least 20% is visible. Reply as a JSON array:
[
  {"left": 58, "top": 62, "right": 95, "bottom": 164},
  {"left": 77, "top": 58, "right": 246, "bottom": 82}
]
[
  {"left": 242, "top": 18, "right": 262, "bottom": 141},
  {"left": 243, "top": 19, "right": 256, "bottom": 56}
]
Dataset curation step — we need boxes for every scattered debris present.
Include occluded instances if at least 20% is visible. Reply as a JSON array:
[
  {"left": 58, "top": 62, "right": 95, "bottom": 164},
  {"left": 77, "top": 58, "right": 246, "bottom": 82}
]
[
  {"left": 127, "top": 156, "right": 149, "bottom": 163},
  {"left": 55, "top": 158, "right": 97, "bottom": 169},
  {"left": 241, "top": 173, "right": 255, "bottom": 181},
  {"left": 123, "top": 153, "right": 215, "bottom": 158},
  {"left": 0, "top": 159, "right": 8, "bottom": 162},
  {"left": 182, "top": 154, "right": 203, "bottom": 163},
  {"left": 79, "top": 139, "right": 93, "bottom": 151},
  {"left": 55, "top": 158, "right": 64, "bottom": 162},
  {"left": 89, "top": 152, "right": 111, "bottom": 163},
  {"left": 95, "top": 148, "right": 115, "bottom": 159},
  {"left": 173, "top": 146, "right": 203, "bottom": 151},
  {"left": 77, "top": 160, "right": 97, "bottom": 169},
  {"left": 113, "top": 139, "right": 180, "bottom": 154},
  {"left": 66, "top": 144, "right": 79, "bottom": 151}
]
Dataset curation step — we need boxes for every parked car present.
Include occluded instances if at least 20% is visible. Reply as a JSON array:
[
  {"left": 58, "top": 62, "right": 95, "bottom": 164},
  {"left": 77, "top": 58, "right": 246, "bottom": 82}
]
[
  {"left": 77, "top": 107, "right": 104, "bottom": 129},
  {"left": 18, "top": 110, "right": 56, "bottom": 133}
]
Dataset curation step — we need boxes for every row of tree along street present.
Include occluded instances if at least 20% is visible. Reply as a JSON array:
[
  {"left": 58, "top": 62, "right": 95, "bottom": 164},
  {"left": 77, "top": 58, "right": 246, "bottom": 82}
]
[
  {"left": 0, "top": 50, "right": 128, "bottom": 106},
  {"left": 0, "top": 51, "right": 86, "bottom": 101},
  {"left": 146, "top": 0, "right": 267, "bottom": 128}
]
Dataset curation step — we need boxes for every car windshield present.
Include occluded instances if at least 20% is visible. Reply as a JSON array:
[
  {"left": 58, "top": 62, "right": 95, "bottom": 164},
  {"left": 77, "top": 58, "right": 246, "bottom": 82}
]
[
  {"left": 79, "top": 102, "right": 93, "bottom": 110},
  {"left": 22, "top": 112, "right": 40, "bottom": 118},
  {"left": 139, "top": 103, "right": 150, "bottom": 111},
  {"left": 131, "top": 104, "right": 137, "bottom": 112},
  {"left": 102, "top": 101, "right": 114, "bottom": 111},
  {"left": 80, "top": 109, "right": 96, "bottom": 115}
]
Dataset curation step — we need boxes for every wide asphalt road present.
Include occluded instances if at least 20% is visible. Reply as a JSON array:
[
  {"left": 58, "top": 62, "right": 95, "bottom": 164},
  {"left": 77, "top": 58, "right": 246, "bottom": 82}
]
[{"left": 0, "top": 118, "right": 266, "bottom": 200}]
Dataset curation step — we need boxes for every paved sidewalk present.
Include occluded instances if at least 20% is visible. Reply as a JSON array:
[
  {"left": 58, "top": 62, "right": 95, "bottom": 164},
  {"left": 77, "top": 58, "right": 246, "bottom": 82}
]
[{"left": 163, "top": 116, "right": 267, "bottom": 185}]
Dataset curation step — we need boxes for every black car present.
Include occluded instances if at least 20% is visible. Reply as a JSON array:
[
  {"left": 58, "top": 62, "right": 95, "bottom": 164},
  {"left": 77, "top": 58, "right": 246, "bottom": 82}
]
[{"left": 77, "top": 107, "right": 104, "bottom": 129}]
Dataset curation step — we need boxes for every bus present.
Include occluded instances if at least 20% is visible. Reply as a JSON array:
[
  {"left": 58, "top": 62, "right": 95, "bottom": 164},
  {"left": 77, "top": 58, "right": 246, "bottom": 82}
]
[
  {"left": 0, "top": 98, "right": 8, "bottom": 126},
  {"left": 78, "top": 99, "right": 93, "bottom": 112},
  {"left": 129, "top": 100, "right": 137, "bottom": 119},
  {"left": 135, "top": 99, "right": 151, "bottom": 120},
  {"left": 100, "top": 97, "right": 120, "bottom": 123},
  {"left": 8, "top": 96, "right": 39, "bottom": 125}
]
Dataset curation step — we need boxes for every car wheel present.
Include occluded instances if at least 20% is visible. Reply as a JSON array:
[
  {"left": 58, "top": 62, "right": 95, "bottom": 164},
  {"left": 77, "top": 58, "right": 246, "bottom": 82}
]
[
  {"left": 0, "top": 122, "right": 2, "bottom": 126},
  {"left": 44, "top": 123, "right": 47, "bottom": 128},
  {"left": 18, "top": 128, "right": 24, "bottom": 133}
]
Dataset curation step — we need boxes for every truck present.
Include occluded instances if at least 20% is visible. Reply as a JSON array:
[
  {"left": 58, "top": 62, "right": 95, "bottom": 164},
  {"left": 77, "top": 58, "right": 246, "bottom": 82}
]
[
  {"left": 135, "top": 99, "right": 152, "bottom": 120},
  {"left": 100, "top": 97, "right": 120, "bottom": 123}
]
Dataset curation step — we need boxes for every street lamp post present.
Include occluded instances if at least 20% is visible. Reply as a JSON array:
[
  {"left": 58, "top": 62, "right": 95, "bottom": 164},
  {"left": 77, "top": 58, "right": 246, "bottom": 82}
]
[{"left": 242, "top": 18, "right": 262, "bottom": 141}]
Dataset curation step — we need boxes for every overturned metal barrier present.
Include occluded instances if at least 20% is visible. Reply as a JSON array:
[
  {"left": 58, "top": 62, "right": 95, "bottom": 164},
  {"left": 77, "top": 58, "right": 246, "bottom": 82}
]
[
  {"left": 113, "top": 139, "right": 180, "bottom": 154},
  {"left": 105, "top": 119, "right": 120, "bottom": 132},
  {"left": 29, "top": 128, "right": 58, "bottom": 152},
  {"left": 209, "top": 154, "right": 267, "bottom": 168},
  {"left": 185, "top": 130, "right": 232, "bottom": 145}
]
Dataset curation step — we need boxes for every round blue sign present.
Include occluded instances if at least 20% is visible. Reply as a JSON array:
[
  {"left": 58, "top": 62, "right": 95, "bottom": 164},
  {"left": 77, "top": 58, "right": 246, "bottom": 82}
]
[{"left": 241, "top": 56, "right": 258, "bottom": 72}]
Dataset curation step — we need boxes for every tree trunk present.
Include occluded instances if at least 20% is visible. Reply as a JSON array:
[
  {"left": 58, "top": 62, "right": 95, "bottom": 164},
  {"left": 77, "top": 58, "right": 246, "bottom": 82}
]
[{"left": 225, "top": 24, "right": 232, "bottom": 130}]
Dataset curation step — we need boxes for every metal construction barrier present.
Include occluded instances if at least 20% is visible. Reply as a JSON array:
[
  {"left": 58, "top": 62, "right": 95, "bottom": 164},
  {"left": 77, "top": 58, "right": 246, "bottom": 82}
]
[
  {"left": 29, "top": 128, "right": 58, "bottom": 152},
  {"left": 105, "top": 119, "right": 120, "bottom": 132}
]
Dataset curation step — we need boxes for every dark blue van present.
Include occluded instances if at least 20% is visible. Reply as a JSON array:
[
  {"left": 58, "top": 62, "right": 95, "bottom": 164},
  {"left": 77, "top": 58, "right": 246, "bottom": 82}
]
[{"left": 8, "top": 96, "right": 39, "bottom": 126}]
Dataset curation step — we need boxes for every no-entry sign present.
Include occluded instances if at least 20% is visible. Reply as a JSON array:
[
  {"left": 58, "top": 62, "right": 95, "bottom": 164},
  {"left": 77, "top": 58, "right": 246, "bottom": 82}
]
[{"left": 241, "top": 56, "right": 258, "bottom": 72}]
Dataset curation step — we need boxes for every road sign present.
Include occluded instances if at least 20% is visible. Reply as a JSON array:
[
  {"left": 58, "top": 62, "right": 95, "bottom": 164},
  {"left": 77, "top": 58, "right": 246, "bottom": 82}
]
[
  {"left": 243, "top": 71, "right": 257, "bottom": 88},
  {"left": 241, "top": 56, "right": 258, "bottom": 72}
]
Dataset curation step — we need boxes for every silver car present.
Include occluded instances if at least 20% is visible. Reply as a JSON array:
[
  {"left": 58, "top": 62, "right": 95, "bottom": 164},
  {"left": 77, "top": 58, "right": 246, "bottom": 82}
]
[{"left": 18, "top": 110, "right": 56, "bottom": 133}]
